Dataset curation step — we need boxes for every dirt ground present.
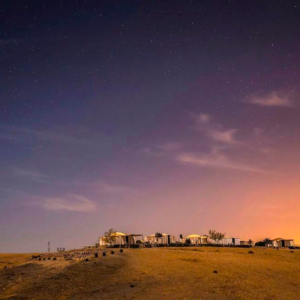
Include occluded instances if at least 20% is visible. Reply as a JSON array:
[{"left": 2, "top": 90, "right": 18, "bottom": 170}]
[{"left": 1, "top": 247, "right": 300, "bottom": 300}]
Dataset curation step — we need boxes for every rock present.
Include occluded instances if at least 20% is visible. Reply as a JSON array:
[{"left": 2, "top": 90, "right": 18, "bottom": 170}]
[
  {"left": 120, "top": 249, "right": 124, "bottom": 253},
  {"left": 248, "top": 251, "right": 254, "bottom": 254},
  {"left": 53, "top": 257, "right": 57, "bottom": 261},
  {"left": 213, "top": 270, "right": 218, "bottom": 273},
  {"left": 85, "top": 258, "right": 89, "bottom": 262},
  {"left": 95, "top": 253, "right": 98, "bottom": 258},
  {"left": 103, "top": 252, "right": 106, "bottom": 257},
  {"left": 111, "top": 251, "right": 115, "bottom": 255},
  {"left": 130, "top": 284, "right": 135, "bottom": 288}
]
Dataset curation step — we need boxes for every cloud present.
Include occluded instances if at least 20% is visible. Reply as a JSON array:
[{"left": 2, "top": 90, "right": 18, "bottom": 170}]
[
  {"left": 156, "top": 142, "right": 183, "bottom": 151},
  {"left": 208, "top": 129, "right": 238, "bottom": 145},
  {"left": 248, "top": 92, "right": 293, "bottom": 107},
  {"left": 41, "top": 194, "right": 96, "bottom": 212},
  {"left": 196, "top": 113, "right": 211, "bottom": 124},
  {"left": 193, "top": 113, "right": 239, "bottom": 145},
  {"left": 97, "top": 182, "right": 136, "bottom": 194},
  {"left": 0, "top": 125, "right": 92, "bottom": 144},
  {"left": 0, "top": 39, "right": 21, "bottom": 46},
  {"left": 176, "top": 152, "right": 266, "bottom": 173},
  {"left": 14, "top": 169, "right": 50, "bottom": 183}
]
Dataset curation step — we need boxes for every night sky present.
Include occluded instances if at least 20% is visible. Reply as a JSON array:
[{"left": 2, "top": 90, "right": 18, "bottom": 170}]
[{"left": 1, "top": 0, "right": 300, "bottom": 252}]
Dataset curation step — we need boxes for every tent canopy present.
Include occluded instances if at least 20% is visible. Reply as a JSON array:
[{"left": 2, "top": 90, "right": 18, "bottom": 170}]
[{"left": 186, "top": 234, "right": 206, "bottom": 239}]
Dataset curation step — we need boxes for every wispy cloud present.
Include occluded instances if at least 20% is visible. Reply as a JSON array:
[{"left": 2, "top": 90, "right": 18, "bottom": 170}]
[
  {"left": 0, "top": 39, "right": 21, "bottom": 46},
  {"left": 14, "top": 169, "right": 50, "bottom": 183},
  {"left": 0, "top": 125, "right": 92, "bottom": 144},
  {"left": 193, "top": 113, "right": 239, "bottom": 145},
  {"left": 176, "top": 152, "right": 266, "bottom": 173},
  {"left": 156, "top": 142, "right": 184, "bottom": 151},
  {"left": 97, "top": 182, "right": 137, "bottom": 194},
  {"left": 248, "top": 92, "right": 293, "bottom": 107},
  {"left": 208, "top": 128, "right": 238, "bottom": 145},
  {"left": 195, "top": 113, "right": 211, "bottom": 124},
  {"left": 41, "top": 194, "right": 96, "bottom": 212}
]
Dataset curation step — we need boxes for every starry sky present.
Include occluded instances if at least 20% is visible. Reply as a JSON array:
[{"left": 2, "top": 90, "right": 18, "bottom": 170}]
[{"left": 1, "top": 0, "right": 300, "bottom": 252}]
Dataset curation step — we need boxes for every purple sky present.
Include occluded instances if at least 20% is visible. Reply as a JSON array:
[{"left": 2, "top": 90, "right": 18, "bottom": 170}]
[{"left": 1, "top": 0, "right": 300, "bottom": 252}]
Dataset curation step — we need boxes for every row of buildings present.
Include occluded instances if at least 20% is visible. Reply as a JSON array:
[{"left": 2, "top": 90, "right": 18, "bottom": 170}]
[{"left": 98, "top": 231, "right": 296, "bottom": 248}]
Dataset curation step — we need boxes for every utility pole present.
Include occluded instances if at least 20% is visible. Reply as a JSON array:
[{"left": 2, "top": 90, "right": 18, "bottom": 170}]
[{"left": 48, "top": 241, "right": 51, "bottom": 253}]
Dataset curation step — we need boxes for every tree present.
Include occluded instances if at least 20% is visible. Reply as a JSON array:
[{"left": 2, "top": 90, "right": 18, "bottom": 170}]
[
  {"left": 263, "top": 238, "right": 272, "bottom": 247},
  {"left": 208, "top": 229, "right": 225, "bottom": 245},
  {"left": 255, "top": 241, "right": 265, "bottom": 247},
  {"left": 104, "top": 228, "right": 116, "bottom": 246},
  {"left": 248, "top": 239, "right": 253, "bottom": 246},
  {"left": 179, "top": 234, "right": 183, "bottom": 240},
  {"left": 185, "top": 238, "right": 191, "bottom": 245}
]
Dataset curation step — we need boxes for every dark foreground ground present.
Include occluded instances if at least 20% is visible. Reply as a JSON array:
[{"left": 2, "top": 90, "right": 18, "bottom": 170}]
[{"left": 1, "top": 247, "right": 300, "bottom": 300}]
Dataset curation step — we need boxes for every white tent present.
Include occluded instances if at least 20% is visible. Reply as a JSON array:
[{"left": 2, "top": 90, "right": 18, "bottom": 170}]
[
  {"left": 271, "top": 238, "right": 294, "bottom": 248},
  {"left": 185, "top": 234, "right": 208, "bottom": 245},
  {"left": 146, "top": 233, "right": 175, "bottom": 244},
  {"left": 99, "top": 232, "right": 127, "bottom": 246}
]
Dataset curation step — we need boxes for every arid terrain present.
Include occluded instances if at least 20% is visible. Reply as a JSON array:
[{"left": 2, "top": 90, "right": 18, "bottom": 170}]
[{"left": 1, "top": 247, "right": 300, "bottom": 300}]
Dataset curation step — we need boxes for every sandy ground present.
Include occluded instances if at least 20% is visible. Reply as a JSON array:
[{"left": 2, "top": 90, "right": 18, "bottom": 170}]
[{"left": 1, "top": 247, "right": 300, "bottom": 300}]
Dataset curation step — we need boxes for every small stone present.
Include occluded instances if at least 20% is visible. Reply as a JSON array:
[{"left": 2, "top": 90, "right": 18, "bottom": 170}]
[
  {"left": 248, "top": 251, "right": 254, "bottom": 254},
  {"left": 213, "top": 270, "right": 218, "bottom": 274},
  {"left": 111, "top": 251, "right": 115, "bottom": 255},
  {"left": 130, "top": 284, "right": 135, "bottom": 288}
]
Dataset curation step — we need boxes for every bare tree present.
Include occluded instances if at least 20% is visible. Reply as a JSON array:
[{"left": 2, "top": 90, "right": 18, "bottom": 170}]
[
  {"left": 208, "top": 229, "right": 225, "bottom": 245},
  {"left": 104, "top": 228, "right": 116, "bottom": 246},
  {"left": 248, "top": 239, "right": 253, "bottom": 246}
]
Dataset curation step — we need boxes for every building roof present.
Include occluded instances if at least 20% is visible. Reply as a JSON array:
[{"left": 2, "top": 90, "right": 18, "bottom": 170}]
[
  {"left": 186, "top": 234, "right": 207, "bottom": 238},
  {"left": 109, "top": 232, "right": 127, "bottom": 237},
  {"left": 148, "top": 233, "right": 169, "bottom": 237},
  {"left": 127, "top": 234, "right": 143, "bottom": 236},
  {"left": 271, "top": 238, "right": 294, "bottom": 241}
]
